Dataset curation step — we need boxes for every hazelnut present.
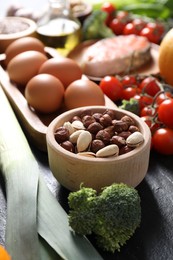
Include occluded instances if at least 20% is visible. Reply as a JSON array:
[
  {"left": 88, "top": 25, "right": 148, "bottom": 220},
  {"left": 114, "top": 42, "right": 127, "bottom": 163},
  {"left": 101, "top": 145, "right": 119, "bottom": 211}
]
[
  {"left": 60, "top": 141, "right": 75, "bottom": 152},
  {"left": 92, "top": 112, "right": 102, "bottom": 122},
  {"left": 110, "top": 135, "right": 126, "bottom": 148},
  {"left": 104, "top": 125, "right": 115, "bottom": 137},
  {"left": 118, "top": 131, "right": 132, "bottom": 139},
  {"left": 99, "top": 114, "right": 112, "bottom": 127},
  {"left": 90, "top": 139, "right": 105, "bottom": 153},
  {"left": 82, "top": 115, "right": 96, "bottom": 128},
  {"left": 121, "top": 115, "right": 135, "bottom": 126},
  {"left": 129, "top": 125, "right": 140, "bottom": 133},
  {"left": 55, "top": 127, "right": 69, "bottom": 143},
  {"left": 103, "top": 109, "right": 117, "bottom": 119},
  {"left": 96, "top": 130, "right": 111, "bottom": 145},
  {"left": 87, "top": 122, "right": 103, "bottom": 134},
  {"left": 112, "top": 120, "right": 129, "bottom": 132},
  {"left": 119, "top": 145, "right": 134, "bottom": 155}
]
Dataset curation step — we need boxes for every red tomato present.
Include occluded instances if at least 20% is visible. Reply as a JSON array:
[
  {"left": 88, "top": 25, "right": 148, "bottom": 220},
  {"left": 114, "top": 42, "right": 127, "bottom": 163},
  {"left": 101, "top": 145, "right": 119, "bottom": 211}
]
[
  {"left": 158, "top": 98, "right": 173, "bottom": 128},
  {"left": 132, "top": 18, "right": 146, "bottom": 34},
  {"left": 123, "top": 22, "right": 138, "bottom": 35},
  {"left": 140, "top": 26, "right": 161, "bottom": 44},
  {"left": 139, "top": 95, "right": 153, "bottom": 109},
  {"left": 155, "top": 91, "right": 172, "bottom": 106},
  {"left": 109, "top": 18, "right": 126, "bottom": 35},
  {"left": 101, "top": 2, "right": 116, "bottom": 25},
  {"left": 99, "top": 76, "right": 123, "bottom": 101},
  {"left": 101, "top": 2, "right": 116, "bottom": 14},
  {"left": 152, "top": 128, "right": 173, "bottom": 154},
  {"left": 139, "top": 76, "right": 161, "bottom": 97},
  {"left": 121, "top": 75, "right": 138, "bottom": 87},
  {"left": 140, "top": 106, "right": 155, "bottom": 117},
  {"left": 147, "top": 22, "right": 165, "bottom": 35},
  {"left": 122, "top": 87, "right": 137, "bottom": 100},
  {"left": 116, "top": 10, "right": 130, "bottom": 22}
]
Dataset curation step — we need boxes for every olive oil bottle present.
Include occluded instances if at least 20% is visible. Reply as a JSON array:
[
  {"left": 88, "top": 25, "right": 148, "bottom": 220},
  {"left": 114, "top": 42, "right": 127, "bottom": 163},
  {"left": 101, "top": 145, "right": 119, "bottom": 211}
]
[{"left": 37, "top": 0, "right": 81, "bottom": 56}]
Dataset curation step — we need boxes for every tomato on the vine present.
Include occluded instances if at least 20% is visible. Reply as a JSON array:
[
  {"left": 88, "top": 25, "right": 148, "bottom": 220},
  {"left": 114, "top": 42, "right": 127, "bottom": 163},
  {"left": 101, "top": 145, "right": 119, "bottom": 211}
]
[
  {"left": 109, "top": 18, "right": 126, "bottom": 35},
  {"left": 158, "top": 98, "right": 173, "bottom": 128},
  {"left": 140, "top": 106, "right": 155, "bottom": 117},
  {"left": 99, "top": 76, "right": 123, "bottom": 101},
  {"left": 122, "top": 87, "right": 137, "bottom": 100},
  {"left": 140, "top": 26, "right": 161, "bottom": 44},
  {"left": 132, "top": 18, "right": 146, "bottom": 34},
  {"left": 139, "top": 95, "right": 153, "bottom": 109},
  {"left": 121, "top": 75, "right": 138, "bottom": 87},
  {"left": 101, "top": 2, "right": 116, "bottom": 25},
  {"left": 139, "top": 76, "right": 161, "bottom": 97},
  {"left": 155, "top": 91, "right": 172, "bottom": 105},
  {"left": 123, "top": 22, "right": 138, "bottom": 35},
  {"left": 152, "top": 128, "right": 173, "bottom": 155}
]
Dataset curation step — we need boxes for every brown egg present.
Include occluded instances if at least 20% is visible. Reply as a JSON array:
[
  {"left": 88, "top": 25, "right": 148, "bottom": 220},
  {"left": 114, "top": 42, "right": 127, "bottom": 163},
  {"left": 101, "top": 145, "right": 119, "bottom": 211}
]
[
  {"left": 64, "top": 79, "right": 105, "bottom": 110},
  {"left": 7, "top": 50, "right": 48, "bottom": 86},
  {"left": 38, "top": 57, "right": 83, "bottom": 88},
  {"left": 5, "top": 36, "right": 46, "bottom": 66},
  {"left": 25, "top": 73, "right": 64, "bottom": 114}
]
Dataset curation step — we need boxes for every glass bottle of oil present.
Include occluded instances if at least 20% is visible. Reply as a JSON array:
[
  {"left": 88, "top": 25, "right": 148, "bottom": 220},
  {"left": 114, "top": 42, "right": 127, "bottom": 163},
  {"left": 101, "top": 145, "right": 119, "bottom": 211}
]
[{"left": 36, "top": 0, "right": 81, "bottom": 56}]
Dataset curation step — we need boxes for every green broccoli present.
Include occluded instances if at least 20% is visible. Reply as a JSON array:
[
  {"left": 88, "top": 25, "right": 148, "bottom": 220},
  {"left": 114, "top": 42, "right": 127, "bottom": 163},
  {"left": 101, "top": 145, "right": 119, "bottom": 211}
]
[
  {"left": 119, "top": 98, "right": 140, "bottom": 116},
  {"left": 82, "top": 10, "right": 114, "bottom": 41},
  {"left": 68, "top": 183, "right": 141, "bottom": 253}
]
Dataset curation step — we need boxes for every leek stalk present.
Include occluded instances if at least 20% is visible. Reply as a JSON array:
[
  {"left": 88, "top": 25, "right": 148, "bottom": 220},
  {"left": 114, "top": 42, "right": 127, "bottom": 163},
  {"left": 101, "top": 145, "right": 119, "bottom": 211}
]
[{"left": 0, "top": 85, "right": 103, "bottom": 260}]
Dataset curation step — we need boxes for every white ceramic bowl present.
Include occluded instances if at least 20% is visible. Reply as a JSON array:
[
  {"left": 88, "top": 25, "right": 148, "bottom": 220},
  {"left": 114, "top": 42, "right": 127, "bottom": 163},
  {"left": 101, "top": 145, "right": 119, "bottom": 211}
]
[{"left": 46, "top": 106, "right": 151, "bottom": 191}]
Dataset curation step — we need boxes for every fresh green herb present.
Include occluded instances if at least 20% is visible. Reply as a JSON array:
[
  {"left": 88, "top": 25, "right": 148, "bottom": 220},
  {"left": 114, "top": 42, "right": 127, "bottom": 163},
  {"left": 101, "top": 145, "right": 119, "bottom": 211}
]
[{"left": 82, "top": 10, "right": 114, "bottom": 40}]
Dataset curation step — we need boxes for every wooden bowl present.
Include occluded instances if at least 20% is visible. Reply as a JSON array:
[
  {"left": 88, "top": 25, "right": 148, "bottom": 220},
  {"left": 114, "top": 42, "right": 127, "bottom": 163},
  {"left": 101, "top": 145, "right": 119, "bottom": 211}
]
[
  {"left": 0, "top": 17, "right": 37, "bottom": 53},
  {"left": 46, "top": 106, "right": 151, "bottom": 192}
]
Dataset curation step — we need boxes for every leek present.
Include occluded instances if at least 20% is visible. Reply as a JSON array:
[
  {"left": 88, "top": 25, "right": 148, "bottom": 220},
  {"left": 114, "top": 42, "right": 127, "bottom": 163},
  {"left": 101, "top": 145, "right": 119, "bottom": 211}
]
[{"left": 0, "top": 85, "right": 103, "bottom": 260}]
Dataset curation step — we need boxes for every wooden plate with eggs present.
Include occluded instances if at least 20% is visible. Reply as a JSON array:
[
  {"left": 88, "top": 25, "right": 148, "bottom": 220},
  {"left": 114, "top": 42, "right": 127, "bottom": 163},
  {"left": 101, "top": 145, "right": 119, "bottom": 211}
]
[{"left": 0, "top": 41, "right": 117, "bottom": 152}]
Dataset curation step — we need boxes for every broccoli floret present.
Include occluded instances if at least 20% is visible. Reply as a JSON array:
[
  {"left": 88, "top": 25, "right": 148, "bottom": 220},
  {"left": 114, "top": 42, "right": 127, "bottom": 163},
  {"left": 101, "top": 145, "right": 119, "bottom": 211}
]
[
  {"left": 68, "top": 183, "right": 141, "bottom": 253},
  {"left": 82, "top": 10, "right": 114, "bottom": 41},
  {"left": 119, "top": 98, "right": 140, "bottom": 116}
]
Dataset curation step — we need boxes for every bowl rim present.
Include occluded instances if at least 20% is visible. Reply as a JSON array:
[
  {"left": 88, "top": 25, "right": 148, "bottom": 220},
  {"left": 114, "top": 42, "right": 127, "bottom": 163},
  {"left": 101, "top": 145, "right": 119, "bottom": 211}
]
[
  {"left": 46, "top": 106, "right": 151, "bottom": 163},
  {"left": 0, "top": 17, "right": 37, "bottom": 40}
]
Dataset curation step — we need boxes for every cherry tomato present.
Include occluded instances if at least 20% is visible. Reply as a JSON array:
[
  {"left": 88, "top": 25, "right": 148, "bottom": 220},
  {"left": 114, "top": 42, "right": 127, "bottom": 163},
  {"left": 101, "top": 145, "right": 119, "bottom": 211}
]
[
  {"left": 158, "top": 98, "right": 173, "bottom": 128},
  {"left": 121, "top": 75, "right": 138, "bottom": 87},
  {"left": 109, "top": 18, "right": 126, "bottom": 35},
  {"left": 132, "top": 18, "right": 146, "bottom": 34},
  {"left": 139, "top": 95, "right": 153, "bottom": 109},
  {"left": 147, "top": 22, "right": 165, "bottom": 35},
  {"left": 139, "top": 76, "right": 161, "bottom": 97},
  {"left": 99, "top": 76, "right": 123, "bottom": 101},
  {"left": 140, "top": 106, "right": 155, "bottom": 117},
  {"left": 122, "top": 87, "right": 137, "bottom": 100},
  {"left": 140, "top": 26, "right": 161, "bottom": 44},
  {"left": 152, "top": 128, "right": 173, "bottom": 154},
  {"left": 155, "top": 91, "right": 172, "bottom": 106},
  {"left": 101, "top": 2, "right": 116, "bottom": 25},
  {"left": 116, "top": 10, "right": 130, "bottom": 22},
  {"left": 123, "top": 22, "right": 138, "bottom": 35}
]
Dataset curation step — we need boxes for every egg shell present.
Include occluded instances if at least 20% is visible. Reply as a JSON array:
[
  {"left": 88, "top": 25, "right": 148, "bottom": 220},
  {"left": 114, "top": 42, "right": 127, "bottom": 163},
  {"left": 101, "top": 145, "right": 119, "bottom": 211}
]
[
  {"left": 64, "top": 79, "right": 105, "bottom": 110},
  {"left": 38, "top": 57, "right": 83, "bottom": 88},
  {"left": 25, "top": 73, "right": 65, "bottom": 114},
  {"left": 7, "top": 50, "right": 48, "bottom": 86},
  {"left": 5, "top": 36, "right": 46, "bottom": 66}
]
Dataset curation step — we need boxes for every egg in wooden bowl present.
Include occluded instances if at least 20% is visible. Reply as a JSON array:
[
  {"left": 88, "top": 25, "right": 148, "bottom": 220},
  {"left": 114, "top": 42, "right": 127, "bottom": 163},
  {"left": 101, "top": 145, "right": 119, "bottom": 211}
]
[{"left": 46, "top": 106, "right": 151, "bottom": 192}]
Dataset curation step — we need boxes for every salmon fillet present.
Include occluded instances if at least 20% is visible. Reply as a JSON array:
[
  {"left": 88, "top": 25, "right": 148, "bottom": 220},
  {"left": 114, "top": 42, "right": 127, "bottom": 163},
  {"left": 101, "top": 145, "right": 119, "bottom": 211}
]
[{"left": 82, "top": 35, "right": 151, "bottom": 77}]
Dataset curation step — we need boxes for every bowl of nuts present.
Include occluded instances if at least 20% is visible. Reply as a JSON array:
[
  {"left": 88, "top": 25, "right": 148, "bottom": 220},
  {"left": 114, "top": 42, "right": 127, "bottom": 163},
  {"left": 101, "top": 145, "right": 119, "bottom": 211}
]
[{"left": 46, "top": 106, "right": 151, "bottom": 191}]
